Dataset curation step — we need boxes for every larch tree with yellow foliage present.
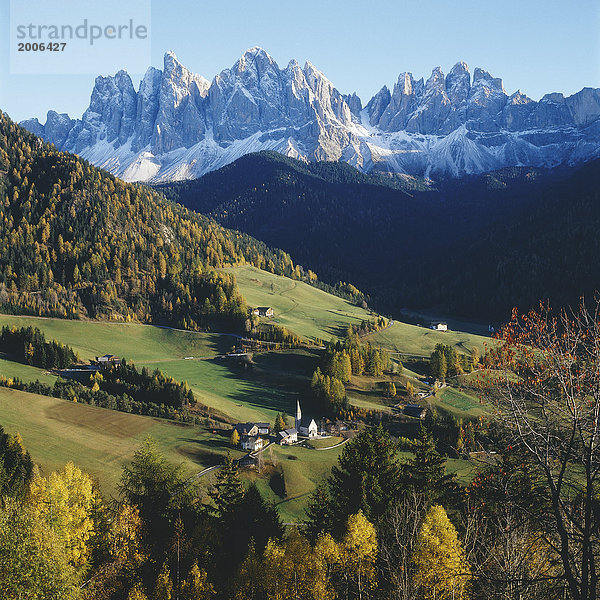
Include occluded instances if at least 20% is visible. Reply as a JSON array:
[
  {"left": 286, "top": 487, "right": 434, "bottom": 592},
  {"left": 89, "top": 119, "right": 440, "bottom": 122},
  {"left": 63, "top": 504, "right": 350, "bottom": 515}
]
[
  {"left": 180, "top": 562, "right": 215, "bottom": 600},
  {"left": 413, "top": 505, "right": 471, "bottom": 600},
  {"left": 338, "top": 511, "right": 378, "bottom": 600},
  {"left": 234, "top": 530, "right": 335, "bottom": 600},
  {"left": 29, "top": 461, "right": 98, "bottom": 569},
  {"left": 154, "top": 562, "right": 174, "bottom": 600},
  {"left": 127, "top": 582, "right": 149, "bottom": 600}
]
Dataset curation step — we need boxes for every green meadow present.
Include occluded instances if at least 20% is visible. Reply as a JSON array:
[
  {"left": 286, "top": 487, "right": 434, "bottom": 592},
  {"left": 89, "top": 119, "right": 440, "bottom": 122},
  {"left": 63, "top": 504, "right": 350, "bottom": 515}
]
[
  {"left": 0, "top": 386, "right": 240, "bottom": 496},
  {"left": 0, "top": 268, "right": 485, "bottom": 520},
  {"left": 223, "top": 265, "right": 375, "bottom": 341},
  {"left": 364, "top": 320, "right": 490, "bottom": 357}
]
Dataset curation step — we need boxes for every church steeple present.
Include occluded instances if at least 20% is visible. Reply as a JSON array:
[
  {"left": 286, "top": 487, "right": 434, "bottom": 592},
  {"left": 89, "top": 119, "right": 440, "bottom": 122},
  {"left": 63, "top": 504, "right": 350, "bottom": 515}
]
[{"left": 295, "top": 400, "right": 302, "bottom": 430}]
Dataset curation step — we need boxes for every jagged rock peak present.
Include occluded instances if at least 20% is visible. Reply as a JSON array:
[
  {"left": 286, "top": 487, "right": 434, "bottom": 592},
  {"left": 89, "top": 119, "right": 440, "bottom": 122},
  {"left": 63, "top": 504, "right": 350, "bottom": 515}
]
[
  {"left": 472, "top": 67, "right": 505, "bottom": 92},
  {"left": 449, "top": 61, "right": 469, "bottom": 74},
  {"left": 18, "top": 51, "right": 600, "bottom": 182}
]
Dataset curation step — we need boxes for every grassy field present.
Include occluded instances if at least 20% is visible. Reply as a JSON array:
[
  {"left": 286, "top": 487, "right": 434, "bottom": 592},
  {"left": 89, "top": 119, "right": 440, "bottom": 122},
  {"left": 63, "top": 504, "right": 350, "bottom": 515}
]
[
  {"left": 0, "top": 356, "right": 57, "bottom": 385},
  {"left": 365, "top": 321, "right": 491, "bottom": 357},
  {"left": 0, "top": 315, "right": 291, "bottom": 425},
  {"left": 0, "top": 315, "right": 229, "bottom": 363},
  {"left": 224, "top": 265, "right": 375, "bottom": 341},
  {"left": 0, "top": 386, "right": 242, "bottom": 496},
  {"left": 143, "top": 357, "right": 297, "bottom": 424},
  {"left": 430, "top": 386, "right": 488, "bottom": 418},
  {"left": 250, "top": 443, "right": 345, "bottom": 523},
  {"left": 227, "top": 265, "right": 492, "bottom": 358}
]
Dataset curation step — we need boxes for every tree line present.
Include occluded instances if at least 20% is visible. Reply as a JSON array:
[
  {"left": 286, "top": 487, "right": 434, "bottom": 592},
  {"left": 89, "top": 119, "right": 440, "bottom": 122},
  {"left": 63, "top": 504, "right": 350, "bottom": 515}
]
[
  {"left": 94, "top": 362, "right": 195, "bottom": 410},
  {"left": 0, "top": 324, "right": 78, "bottom": 368},
  {"left": 429, "top": 343, "right": 480, "bottom": 381},
  {"left": 310, "top": 335, "right": 392, "bottom": 418}
]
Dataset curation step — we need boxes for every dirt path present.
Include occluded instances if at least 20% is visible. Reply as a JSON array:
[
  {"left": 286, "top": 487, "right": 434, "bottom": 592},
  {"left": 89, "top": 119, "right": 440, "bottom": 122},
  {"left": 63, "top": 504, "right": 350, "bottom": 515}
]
[{"left": 314, "top": 437, "right": 350, "bottom": 450}]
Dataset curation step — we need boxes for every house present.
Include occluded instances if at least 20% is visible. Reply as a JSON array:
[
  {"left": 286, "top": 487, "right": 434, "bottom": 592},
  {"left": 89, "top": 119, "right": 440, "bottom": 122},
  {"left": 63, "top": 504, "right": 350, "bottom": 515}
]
[
  {"left": 295, "top": 401, "right": 319, "bottom": 438},
  {"left": 241, "top": 435, "right": 267, "bottom": 452},
  {"left": 326, "top": 420, "right": 348, "bottom": 434},
  {"left": 430, "top": 322, "right": 448, "bottom": 331},
  {"left": 234, "top": 422, "right": 270, "bottom": 437},
  {"left": 252, "top": 307, "right": 274, "bottom": 318},
  {"left": 404, "top": 404, "right": 428, "bottom": 419},
  {"left": 94, "top": 354, "right": 122, "bottom": 368},
  {"left": 278, "top": 428, "right": 298, "bottom": 445}
]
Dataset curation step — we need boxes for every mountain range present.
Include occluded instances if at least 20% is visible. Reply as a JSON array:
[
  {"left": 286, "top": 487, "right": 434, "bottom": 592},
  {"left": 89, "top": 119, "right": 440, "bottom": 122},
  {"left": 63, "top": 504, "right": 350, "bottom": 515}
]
[{"left": 20, "top": 47, "right": 600, "bottom": 182}]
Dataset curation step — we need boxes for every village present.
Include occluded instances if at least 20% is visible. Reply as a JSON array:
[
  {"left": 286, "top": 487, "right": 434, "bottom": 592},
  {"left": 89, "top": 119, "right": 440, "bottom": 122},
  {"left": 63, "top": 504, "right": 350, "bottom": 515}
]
[{"left": 231, "top": 400, "right": 336, "bottom": 453}]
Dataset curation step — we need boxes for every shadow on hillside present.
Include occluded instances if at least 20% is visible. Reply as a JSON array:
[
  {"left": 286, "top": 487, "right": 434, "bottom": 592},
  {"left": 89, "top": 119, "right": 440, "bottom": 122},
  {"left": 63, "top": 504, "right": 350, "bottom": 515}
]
[{"left": 203, "top": 357, "right": 309, "bottom": 419}]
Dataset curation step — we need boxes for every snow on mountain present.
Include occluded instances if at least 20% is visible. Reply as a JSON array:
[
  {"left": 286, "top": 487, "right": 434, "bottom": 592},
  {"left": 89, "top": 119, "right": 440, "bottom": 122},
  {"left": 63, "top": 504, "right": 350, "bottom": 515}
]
[{"left": 21, "top": 48, "right": 600, "bottom": 182}]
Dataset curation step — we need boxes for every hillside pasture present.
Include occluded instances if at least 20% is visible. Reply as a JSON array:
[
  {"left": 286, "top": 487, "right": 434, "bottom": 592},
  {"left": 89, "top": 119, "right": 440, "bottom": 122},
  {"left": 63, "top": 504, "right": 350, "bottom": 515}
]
[
  {"left": 0, "top": 386, "right": 236, "bottom": 495},
  {"left": 224, "top": 265, "right": 374, "bottom": 341}
]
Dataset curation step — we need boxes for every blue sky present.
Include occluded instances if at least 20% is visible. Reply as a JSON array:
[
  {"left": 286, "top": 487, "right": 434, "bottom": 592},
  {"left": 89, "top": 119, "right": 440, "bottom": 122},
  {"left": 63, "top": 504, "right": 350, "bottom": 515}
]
[{"left": 1, "top": 0, "right": 599, "bottom": 123}]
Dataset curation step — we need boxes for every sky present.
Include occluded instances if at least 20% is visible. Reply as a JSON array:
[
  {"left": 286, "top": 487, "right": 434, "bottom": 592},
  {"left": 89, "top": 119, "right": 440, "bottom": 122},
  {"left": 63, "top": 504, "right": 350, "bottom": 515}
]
[{"left": 1, "top": 0, "right": 599, "bottom": 123}]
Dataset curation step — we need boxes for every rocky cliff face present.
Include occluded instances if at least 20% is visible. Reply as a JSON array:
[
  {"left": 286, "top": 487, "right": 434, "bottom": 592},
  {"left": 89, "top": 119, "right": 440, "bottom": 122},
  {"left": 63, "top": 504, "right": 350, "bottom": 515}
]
[{"left": 22, "top": 47, "right": 600, "bottom": 182}]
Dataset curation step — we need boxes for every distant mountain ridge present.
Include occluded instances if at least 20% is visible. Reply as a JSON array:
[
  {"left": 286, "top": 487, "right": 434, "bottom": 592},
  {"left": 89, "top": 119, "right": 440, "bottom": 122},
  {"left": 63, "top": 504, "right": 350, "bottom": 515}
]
[{"left": 21, "top": 47, "right": 600, "bottom": 182}]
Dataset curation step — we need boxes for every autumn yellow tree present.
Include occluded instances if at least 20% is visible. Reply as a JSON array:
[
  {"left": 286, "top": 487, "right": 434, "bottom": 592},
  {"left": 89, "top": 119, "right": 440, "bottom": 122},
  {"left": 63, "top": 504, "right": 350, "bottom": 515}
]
[
  {"left": 29, "top": 461, "right": 98, "bottom": 568},
  {"left": 234, "top": 530, "right": 335, "bottom": 600},
  {"left": 413, "top": 505, "right": 470, "bottom": 600},
  {"left": 127, "top": 582, "right": 149, "bottom": 600},
  {"left": 0, "top": 496, "right": 82, "bottom": 599},
  {"left": 338, "top": 511, "right": 378, "bottom": 600},
  {"left": 230, "top": 428, "right": 240, "bottom": 447},
  {"left": 180, "top": 562, "right": 215, "bottom": 600},
  {"left": 154, "top": 562, "right": 173, "bottom": 600}
]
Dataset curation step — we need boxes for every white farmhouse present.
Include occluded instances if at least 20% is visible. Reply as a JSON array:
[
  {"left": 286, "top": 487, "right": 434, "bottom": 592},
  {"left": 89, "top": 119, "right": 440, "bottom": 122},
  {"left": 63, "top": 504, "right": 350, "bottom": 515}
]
[
  {"left": 278, "top": 428, "right": 298, "bottom": 445},
  {"left": 240, "top": 435, "right": 267, "bottom": 452}
]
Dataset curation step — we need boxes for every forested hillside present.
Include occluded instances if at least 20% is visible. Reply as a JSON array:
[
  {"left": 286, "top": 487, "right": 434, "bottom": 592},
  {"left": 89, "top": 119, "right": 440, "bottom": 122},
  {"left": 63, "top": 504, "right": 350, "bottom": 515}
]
[
  {"left": 0, "top": 115, "right": 335, "bottom": 331},
  {"left": 159, "top": 151, "right": 573, "bottom": 320},
  {"left": 424, "top": 159, "right": 600, "bottom": 316}
]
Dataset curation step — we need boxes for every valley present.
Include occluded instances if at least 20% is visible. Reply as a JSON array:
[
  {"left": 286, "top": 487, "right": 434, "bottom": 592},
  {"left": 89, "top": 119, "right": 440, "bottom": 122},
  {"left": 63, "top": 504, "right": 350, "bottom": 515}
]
[
  {"left": 2, "top": 23, "right": 598, "bottom": 596},
  {"left": 0, "top": 266, "right": 486, "bottom": 519}
]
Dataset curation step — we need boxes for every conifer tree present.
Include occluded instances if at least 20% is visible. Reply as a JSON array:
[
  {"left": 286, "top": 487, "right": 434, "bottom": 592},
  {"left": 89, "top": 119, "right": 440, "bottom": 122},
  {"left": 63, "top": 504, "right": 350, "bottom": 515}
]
[
  {"left": 304, "top": 482, "right": 333, "bottom": 543},
  {"left": 430, "top": 347, "right": 448, "bottom": 381},
  {"left": 154, "top": 562, "right": 173, "bottom": 600},
  {"left": 402, "top": 427, "right": 456, "bottom": 505},
  {"left": 127, "top": 583, "right": 149, "bottom": 600},
  {"left": 273, "top": 413, "right": 286, "bottom": 433},
  {"left": 180, "top": 562, "right": 215, "bottom": 600},
  {"left": 325, "top": 426, "right": 401, "bottom": 534},
  {"left": 119, "top": 438, "right": 193, "bottom": 557},
  {"left": 230, "top": 428, "right": 240, "bottom": 447},
  {"left": 210, "top": 452, "right": 245, "bottom": 518}
]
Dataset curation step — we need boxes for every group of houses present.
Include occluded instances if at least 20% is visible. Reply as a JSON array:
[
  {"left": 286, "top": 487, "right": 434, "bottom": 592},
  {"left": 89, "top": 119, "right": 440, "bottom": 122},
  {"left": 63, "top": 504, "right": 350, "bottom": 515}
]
[{"left": 233, "top": 401, "right": 320, "bottom": 452}]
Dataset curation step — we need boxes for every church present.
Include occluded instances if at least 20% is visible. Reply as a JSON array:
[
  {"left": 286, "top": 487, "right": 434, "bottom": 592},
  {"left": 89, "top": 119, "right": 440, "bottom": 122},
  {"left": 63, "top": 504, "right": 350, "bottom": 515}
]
[{"left": 295, "top": 400, "right": 318, "bottom": 438}]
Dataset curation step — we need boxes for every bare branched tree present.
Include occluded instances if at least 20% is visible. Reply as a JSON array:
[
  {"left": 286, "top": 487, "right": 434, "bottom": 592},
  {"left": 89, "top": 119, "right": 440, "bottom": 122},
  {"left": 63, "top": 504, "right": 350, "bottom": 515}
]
[
  {"left": 483, "top": 301, "right": 600, "bottom": 600},
  {"left": 377, "top": 489, "right": 427, "bottom": 600},
  {"left": 463, "top": 476, "right": 561, "bottom": 600}
]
